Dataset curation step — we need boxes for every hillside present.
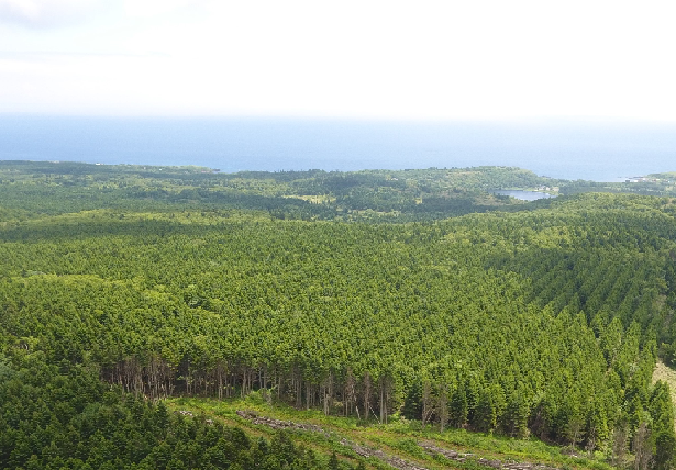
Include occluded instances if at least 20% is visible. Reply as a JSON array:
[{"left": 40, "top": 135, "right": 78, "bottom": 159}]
[
  {"left": 2, "top": 160, "right": 676, "bottom": 223},
  {"left": 1, "top": 162, "right": 676, "bottom": 469}
]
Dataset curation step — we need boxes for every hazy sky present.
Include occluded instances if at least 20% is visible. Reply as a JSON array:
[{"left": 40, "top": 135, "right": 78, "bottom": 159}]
[{"left": 2, "top": 0, "right": 676, "bottom": 119}]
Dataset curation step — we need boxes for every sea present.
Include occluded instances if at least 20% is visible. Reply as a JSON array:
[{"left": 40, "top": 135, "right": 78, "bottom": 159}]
[{"left": 1, "top": 115, "right": 675, "bottom": 182}]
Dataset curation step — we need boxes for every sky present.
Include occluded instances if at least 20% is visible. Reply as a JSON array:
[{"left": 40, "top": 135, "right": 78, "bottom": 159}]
[{"left": 1, "top": 0, "right": 676, "bottom": 120}]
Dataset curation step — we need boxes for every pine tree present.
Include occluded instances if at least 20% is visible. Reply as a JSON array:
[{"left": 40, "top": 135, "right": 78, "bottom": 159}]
[
  {"left": 329, "top": 451, "right": 339, "bottom": 470},
  {"left": 450, "top": 382, "right": 468, "bottom": 429}
]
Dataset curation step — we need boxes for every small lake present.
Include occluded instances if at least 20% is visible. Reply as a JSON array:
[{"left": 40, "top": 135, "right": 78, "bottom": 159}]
[{"left": 494, "top": 190, "right": 558, "bottom": 201}]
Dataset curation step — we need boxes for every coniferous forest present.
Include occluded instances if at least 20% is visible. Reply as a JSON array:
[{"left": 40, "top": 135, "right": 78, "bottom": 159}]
[{"left": 2, "top": 161, "right": 676, "bottom": 469}]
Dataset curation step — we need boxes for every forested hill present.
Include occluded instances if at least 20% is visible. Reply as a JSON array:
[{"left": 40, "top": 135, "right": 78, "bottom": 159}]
[
  {"left": 1, "top": 160, "right": 675, "bottom": 223},
  {"left": 0, "top": 161, "right": 549, "bottom": 221},
  {"left": 1, "top": 162, "right": 676, "bottom": 469}
]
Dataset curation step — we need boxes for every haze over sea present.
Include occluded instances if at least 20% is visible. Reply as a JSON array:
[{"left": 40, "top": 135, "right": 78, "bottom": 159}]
[{"left": 1, "top": 116, "right": 675, "bottom": 182}]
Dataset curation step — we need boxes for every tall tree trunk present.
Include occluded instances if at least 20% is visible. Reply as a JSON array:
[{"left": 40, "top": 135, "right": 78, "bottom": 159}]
[
  {"left": 422, "top": 380, "right": 433, "bottom": 427},
  {"left": 345, "top": 368, "right": 356, "bottom": 417},
  {"left": 328, "top": 370, "right": 334, "bottom": 415},
  {"left": 363, "top": 371, "right": 371, "bottom": 421},
  {"left": 306, "top": 381, "right": 311, "bottom": 410},
  {"left": 217, "top": 362, "right": 224, "bottom": 400},
  {"left": 277, "top": 372, "right": 281, "bottom": 400},
  {"left": 379, "top": 377, "right": 386, "bottom": 424},
  {"left": 296, "top": 372, "right": 302, "bottom": 409},
  {"left": 439, "top": 383, "right": 448, "bottom": 433},
  {"left": 632, "top": 422, "right": 652, "bottom": 470},
  {"left": 241, "top": 368, "right": 246, "bottom": 398}
]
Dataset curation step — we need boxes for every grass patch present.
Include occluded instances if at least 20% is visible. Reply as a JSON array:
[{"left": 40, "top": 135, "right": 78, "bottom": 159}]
[{"left": 165, "top": 396, "right": 614, "bottom": 470}]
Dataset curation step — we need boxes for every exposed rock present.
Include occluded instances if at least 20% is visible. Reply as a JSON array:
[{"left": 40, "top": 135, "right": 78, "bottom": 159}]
[
  {"left": 419, "top": 442, "right": 463, "bottom": 460},
  {"left": 420, "top": 441, "right": 560, "bottom": 470},
  {"left": 235, "top": 410, "right": 331, "bottom": 437},
  {"left": 237, "top": 410, "right": 429, "bottom": 470},
  {"left": 235, "top": 410, "right": 565, "bottom": 470},
  {"left": 343, "top": 439, "right": 427, "bottom": 470}
]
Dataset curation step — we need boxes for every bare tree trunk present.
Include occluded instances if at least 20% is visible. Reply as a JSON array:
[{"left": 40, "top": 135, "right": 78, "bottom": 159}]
[
  {"left": 633, "top": 422, "right": 652, "bottom": 470},
  {"left": 328, "top": 370, "right": 334, "bottom": 415},
  {"left": 188, "top": 363, "right": 192, "bottom": 396},
  {"left": 306, "top": 381, "right": 311, "bottom": 410},
  {"left": 277, "top": 373, "right": 281, "bottom": 400},
  {"left": 345, "top": 368, "right": 356, "bottom": 417},
  {"left": 611, "top": 422, "right": 628, "bottom": 468},
  {"left": 422, "top": 381, "right": 433, "bottom": 427},
  {"left": 296, "top": 372, "right": 302, "bottom": 409},
  {"left": 386, "top": 387, "right": 390, "bottom": 424},
  {"left": 363, "top": 371, "right": 371, "bottom": 421},
  {"left": 379, "top": 377, "right": 386, "bottom": 424},
  {"left": 241, "top": 368, "right": 246, "bottom": 398},
  {"left": 439, "top": 383, "right": 448, "bottom": 433},
  {"left": 217, "top": 362, "right": 224, "bottom": 400}
]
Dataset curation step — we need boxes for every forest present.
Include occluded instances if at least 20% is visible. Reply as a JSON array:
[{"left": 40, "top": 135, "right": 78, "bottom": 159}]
[{"left": 1, "top": 161, "right": 676, "bottom": 470}]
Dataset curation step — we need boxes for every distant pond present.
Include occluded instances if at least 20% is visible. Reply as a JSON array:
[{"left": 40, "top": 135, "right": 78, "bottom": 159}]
[{"left": 494, "top": 190, "right": 558, "bottom": 201}]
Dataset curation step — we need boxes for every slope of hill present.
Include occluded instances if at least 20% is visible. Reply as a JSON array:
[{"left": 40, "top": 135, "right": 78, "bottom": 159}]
[{"left": 1, "top": 162, "right": 676, "bottom": 469}]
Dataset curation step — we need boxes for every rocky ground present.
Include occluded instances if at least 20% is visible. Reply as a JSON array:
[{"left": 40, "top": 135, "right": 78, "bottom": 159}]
[{"left": 233, "top": 409, "right": 564, "bottom": 470}]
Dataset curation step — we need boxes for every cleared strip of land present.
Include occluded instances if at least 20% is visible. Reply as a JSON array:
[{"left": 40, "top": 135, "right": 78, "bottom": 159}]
[{"left": 166, "top": 398, "right": 614, "bottom": 470}]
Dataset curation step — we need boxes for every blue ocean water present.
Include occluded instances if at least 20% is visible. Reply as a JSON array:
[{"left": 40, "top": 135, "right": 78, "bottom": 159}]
[{"left": 1, "top": 115, "right": 675, "bottom": 181}]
